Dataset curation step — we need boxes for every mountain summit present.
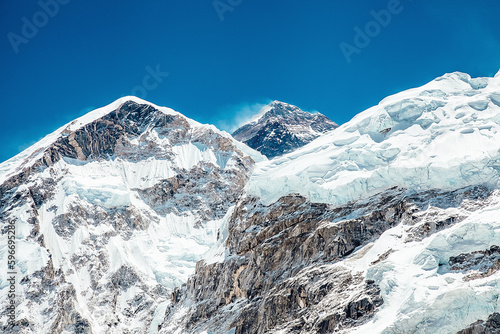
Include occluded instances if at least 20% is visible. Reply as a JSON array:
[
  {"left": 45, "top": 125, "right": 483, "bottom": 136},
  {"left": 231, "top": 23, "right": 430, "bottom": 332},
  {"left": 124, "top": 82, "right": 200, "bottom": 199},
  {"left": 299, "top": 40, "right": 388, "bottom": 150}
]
[
  {"left": 232, "top": 101, "right": 338, "bottom": 158},
  {"left": 0, "top": 97, "right": 263, "bottom": 333}
]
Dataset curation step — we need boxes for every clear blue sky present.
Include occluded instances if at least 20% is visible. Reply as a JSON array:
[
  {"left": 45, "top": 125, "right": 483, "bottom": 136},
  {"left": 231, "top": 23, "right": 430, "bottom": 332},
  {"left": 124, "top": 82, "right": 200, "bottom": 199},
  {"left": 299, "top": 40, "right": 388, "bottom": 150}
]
[{"left": 1, "top": 0, "right": 499, "bottom": 163}]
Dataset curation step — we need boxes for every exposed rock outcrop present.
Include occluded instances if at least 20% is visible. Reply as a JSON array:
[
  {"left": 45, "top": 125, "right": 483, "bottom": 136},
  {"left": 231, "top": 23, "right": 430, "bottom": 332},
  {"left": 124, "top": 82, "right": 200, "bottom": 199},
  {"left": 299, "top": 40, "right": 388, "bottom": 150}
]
[
  {"left": 457, "top": 313, "right": 500, "bottom": 334},
  {"left": 232, "top": 101, "right": 337, "bottom": 159},
  {"left": 450, "top": 245, "right": 500, "bottom": 281}
]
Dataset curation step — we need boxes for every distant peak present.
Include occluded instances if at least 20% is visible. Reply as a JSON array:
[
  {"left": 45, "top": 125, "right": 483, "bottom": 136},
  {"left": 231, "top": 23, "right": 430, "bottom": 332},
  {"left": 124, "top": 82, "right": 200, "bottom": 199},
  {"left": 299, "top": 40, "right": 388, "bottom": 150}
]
[
  {"left": 247, "top": 101, "right": 303, "bottom": 124},
  {"left": 267, "top": 100, "right": 300, "bottom": 109},
  {"left": 268, "top": 100, "right": 292, "bottom": 107},
  {"left": 232, "top": 100, "right": 338, "bottom": 158}
]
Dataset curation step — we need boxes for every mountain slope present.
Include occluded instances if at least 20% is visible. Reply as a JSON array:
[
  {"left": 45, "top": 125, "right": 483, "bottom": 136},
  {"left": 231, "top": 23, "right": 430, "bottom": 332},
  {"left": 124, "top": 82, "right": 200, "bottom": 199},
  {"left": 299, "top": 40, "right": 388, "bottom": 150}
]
[
  {"left": 0, "top": 97, "right": 263, "bottom": 333},
  {"left": 232, "top": 101, "right": 338, "bottom": 158},
  {"left": 3, "top": 70, "right": 500, "bottom": 334},
  {"left": 162, "top": 70, "right": 500, "bottom": 333}
]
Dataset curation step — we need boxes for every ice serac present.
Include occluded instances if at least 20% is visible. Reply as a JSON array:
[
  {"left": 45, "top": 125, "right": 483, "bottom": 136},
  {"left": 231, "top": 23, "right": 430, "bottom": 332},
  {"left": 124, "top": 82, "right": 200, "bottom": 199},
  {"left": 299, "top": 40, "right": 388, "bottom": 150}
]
[
  {"left": 162, "top": 71, "right": 500, "bottom": 333},
  {"left": 232, "top": 101, "right": 338, "bottom": 159},
  {"left": 248, "top": 71, "right": 500, "bottom": 207},
  {"left": 0, "top": 97, "right": 262, "bottom": 333}
]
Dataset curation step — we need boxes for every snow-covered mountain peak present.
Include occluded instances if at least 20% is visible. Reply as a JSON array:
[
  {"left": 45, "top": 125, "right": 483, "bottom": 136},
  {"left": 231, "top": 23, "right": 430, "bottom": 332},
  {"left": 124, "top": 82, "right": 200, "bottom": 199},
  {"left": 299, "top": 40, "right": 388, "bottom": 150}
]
[
  {"left": 0, "top": 97, "right": 265, "bottom": 333},
  {"left": 245, "top": 100, "right": 299, "bottom": 124},
  {"left": 244, "top": 100, "right": 316, "bottom": 127},
  {"left": 0, "top": 97, "right": 264, "bottom": 184},
  {"left": 232, "top": 100, "right": 338, "bottom": 158},
  {"left": 65, "top": 96, "right": 186, "bottom": 133},
  {"left": 262, "top": 99, "right": 302, "bottom": 114}
]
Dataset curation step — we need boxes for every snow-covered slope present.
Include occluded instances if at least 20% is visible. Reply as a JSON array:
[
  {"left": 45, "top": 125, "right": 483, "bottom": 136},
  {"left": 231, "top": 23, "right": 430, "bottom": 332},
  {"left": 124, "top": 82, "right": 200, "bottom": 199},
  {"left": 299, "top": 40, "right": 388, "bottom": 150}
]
[
  {"left": 249, "top": 71, "right": 500, "bottom": 206},
  {"left": 162, "top": 70, "right": 500, "bottom": 334},
  {"left": 232, "top": 101, "right": 338, "bottom": 158},
  {"left": 0, "top": 97, "right": 263, "bottom": 333}
]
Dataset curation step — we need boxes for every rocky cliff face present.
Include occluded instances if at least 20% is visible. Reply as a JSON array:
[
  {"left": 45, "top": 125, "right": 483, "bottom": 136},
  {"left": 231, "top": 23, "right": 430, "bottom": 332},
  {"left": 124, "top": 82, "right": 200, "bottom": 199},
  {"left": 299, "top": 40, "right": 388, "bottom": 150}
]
[
  {"left": 232, "top": 101, "right": 338, "bottom": 159},
  {"left": 457, "top": 313, "right": 500, "bottom": 334},
  {"left": 159, "top": 185, "right": 495, "bottom": 333}
]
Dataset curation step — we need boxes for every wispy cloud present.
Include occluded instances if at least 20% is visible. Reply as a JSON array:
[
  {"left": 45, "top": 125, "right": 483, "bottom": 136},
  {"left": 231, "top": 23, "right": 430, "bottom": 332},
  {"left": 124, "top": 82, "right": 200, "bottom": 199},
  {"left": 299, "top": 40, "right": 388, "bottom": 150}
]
[{"left": 213, "top": 100, "right": 272, "bottom": 133}]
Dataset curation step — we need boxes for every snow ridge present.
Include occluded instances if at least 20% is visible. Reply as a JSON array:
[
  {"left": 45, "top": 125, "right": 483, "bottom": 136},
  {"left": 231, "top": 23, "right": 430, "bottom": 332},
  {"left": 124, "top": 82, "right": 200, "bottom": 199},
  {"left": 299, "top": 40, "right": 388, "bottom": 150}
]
[{"left": 248, "top": 71, "right": 500, "bottom": 207}]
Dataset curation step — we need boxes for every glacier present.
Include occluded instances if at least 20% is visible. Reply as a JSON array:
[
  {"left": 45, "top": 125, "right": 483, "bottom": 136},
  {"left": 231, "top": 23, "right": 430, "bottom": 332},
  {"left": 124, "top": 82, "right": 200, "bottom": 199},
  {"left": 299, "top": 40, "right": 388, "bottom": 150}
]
[{"left": 248, "top": 71, "right": 500, "bottom": 207}]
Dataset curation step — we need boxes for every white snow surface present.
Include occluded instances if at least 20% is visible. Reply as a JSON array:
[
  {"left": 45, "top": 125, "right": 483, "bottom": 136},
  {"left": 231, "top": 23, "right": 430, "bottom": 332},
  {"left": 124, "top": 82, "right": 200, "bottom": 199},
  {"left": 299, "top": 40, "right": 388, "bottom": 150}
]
[
  {"left": 248, "top": 72, "right": 500, "bottom": 206},
  {"left": 345, "top": 190, "right": 500, "bottom": 334}
]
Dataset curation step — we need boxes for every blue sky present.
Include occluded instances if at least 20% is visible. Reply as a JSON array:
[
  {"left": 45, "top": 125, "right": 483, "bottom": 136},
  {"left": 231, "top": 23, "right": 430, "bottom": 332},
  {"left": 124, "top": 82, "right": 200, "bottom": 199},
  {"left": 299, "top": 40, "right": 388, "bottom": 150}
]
[{"left": 1, "top": 0, "right": 499, "bottom": 163}]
